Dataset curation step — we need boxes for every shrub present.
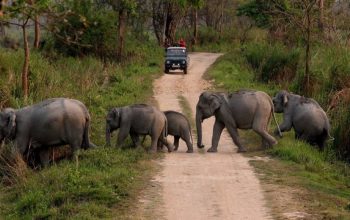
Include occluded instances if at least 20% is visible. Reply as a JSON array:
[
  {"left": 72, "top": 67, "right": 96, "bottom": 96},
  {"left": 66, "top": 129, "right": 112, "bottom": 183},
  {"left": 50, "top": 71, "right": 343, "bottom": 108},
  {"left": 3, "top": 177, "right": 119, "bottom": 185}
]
[
  {"left": 332, "top": 106, "right": 350, "bottom": 163},
  {"left": 48, "top": 1, "right": 118, "bottom": 58},
  {"left": 242, "top": 42, "right": 300, "bottom": 84}
]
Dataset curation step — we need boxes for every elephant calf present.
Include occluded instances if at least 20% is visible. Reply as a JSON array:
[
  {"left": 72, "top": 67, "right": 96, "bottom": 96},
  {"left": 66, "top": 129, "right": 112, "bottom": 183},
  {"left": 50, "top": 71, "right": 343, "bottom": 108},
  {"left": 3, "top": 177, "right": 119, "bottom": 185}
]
[
  {"left": 273, "top": 90, "right": 330, "bottom": 150},
  {"left": 161, "top": 111, "right": 193, "bottom": 153},
  {"left": 106, "top": 104, "right": 174, "bottom": 153},
  {"left": 0, "top": 98, "right": 95, "bottom": 167}
]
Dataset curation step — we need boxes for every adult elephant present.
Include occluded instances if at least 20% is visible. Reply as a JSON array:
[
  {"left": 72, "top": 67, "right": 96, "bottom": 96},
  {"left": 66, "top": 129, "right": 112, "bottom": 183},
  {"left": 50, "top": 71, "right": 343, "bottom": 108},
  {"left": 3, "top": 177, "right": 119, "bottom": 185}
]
[
  {"left": 105, "top": 104, "right": 174, "bottom": 153},
  {"left": 272, "top": 90, "right": 330, "bottom": 150},
  {"left": 196, "top": 90, "right": 281, "bottom": 153},
  {"left": 0, "top": 98, "right": 95, "bottom": 166}
]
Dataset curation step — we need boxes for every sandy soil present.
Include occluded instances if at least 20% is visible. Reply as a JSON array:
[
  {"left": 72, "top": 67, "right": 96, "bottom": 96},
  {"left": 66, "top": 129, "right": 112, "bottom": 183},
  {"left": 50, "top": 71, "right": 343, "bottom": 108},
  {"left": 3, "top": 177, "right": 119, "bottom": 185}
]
[{"left": 139, "top": 53, "right": 272, "bottom": 220}]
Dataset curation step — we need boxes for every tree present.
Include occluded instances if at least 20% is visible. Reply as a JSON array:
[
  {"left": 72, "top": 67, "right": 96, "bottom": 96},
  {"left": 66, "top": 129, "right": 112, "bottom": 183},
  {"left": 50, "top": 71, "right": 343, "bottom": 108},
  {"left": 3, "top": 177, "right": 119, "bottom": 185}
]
[
  {"left": 1, "top": 0, "right": 50, "bottom": 101},
  {"left": 238, "top": 0, "right": 319, "bottom": 94},
  {"left": 189, "top": 0, "right": 203, "bottom": 45},
  {"left": 108, "top": 0, "right": 137, "bottom": 61}
]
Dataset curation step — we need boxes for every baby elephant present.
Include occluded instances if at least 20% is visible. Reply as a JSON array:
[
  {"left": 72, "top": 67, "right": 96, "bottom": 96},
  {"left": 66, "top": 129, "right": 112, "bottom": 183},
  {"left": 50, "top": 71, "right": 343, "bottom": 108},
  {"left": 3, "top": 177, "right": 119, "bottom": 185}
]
[
  {"left": 273, "top": 90, "right": 330, "bottom": 150},
  {"left": 163, "top": 111, "right": 193, "bottom": 153},
  {"left": 106, "top": 104, "right": 174, "bottom": 153}
]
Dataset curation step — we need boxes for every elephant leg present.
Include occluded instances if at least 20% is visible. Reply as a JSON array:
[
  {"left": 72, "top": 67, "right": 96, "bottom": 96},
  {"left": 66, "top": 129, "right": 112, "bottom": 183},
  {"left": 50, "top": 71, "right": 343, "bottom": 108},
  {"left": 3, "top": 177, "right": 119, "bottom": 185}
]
[
  {"left": 157, "top": 139, "right": 163, "bottom": 152},
  {"left": 208, "top": 120, "right": 225, "bottom": 153},
  {"left": 225, "top": 124, "right": 247, "bottom": 152},
  {"left": 69, "top": 139, "right": 82, "bottom": 168},
  {"left": 174, "top": 136, "right": 180, "bottom": 151},
  {"left": 182, "top": 132, "right": 193, "bottom": 153},
  {"left": 130, "top": 133, "right": 142, "bottom": 148},
  {"left": 253, "top": 118, "right": 277, "bottom": 148},
  {"left": 159, "top": 136, "right": 174, "bottom": 152},
  {"left": 39, "top": 147, "right": 50, "bottom": 168},
  {"left": 117, "top": 129, "right": 129, "bottom": 148},
  {"left": 149, "top": 134, "right": 159, "bottom": 153}
]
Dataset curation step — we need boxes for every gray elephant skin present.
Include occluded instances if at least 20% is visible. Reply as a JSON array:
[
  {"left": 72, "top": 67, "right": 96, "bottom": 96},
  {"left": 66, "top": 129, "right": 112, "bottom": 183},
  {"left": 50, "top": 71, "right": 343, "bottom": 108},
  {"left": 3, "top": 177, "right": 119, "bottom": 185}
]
[
  {"left": 105, "top": 104, "right": 174, "bottom": 153},
  {"left": 272, "top": 90, "right": 330, "bottom": 149},
  {"left": 196, "top": 90, "right": 281, "bottom": 153},
  {"left": 0, "top": 98, "right": 95, "bottom": 166},
  {"left": 163, "top": 111, "right": 193, "bottom": 153}
]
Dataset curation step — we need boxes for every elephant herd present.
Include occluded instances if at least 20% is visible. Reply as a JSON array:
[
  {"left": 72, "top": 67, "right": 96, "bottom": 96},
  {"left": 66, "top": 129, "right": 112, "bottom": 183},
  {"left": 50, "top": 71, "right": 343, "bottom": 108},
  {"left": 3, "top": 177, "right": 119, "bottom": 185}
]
[{"left": 0, "top": 89, "right": 331, "bottom": 167}]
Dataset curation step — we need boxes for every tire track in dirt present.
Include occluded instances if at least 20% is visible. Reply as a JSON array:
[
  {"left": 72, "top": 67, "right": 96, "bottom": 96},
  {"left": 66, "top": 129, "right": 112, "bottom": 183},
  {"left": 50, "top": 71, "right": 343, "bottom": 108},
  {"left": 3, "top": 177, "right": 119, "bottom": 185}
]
[{"left": 139, "top": 52, "right": 271, "bottom": 220}]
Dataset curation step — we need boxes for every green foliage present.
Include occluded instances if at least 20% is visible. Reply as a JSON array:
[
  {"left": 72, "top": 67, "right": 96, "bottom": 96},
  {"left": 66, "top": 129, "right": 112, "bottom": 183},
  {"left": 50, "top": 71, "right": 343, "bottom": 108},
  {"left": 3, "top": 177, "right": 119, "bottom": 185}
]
[
  {"left": 49, "top": 1, "right": 118, "bottom": 58},
  {"left": 268, "top": 139, "right": 328, "bottom": 172},
  {"left": 237, "top": 0, "right": 271, "bottom": 28},
  {"left": 1, "top": 147, "right": 151, "bottom": 219},
  {"left": 242, "top": 42, "right": 300, "bottom": 84},
  {"left": 332, "top": 107, "right": 350, "bottom": 163}
]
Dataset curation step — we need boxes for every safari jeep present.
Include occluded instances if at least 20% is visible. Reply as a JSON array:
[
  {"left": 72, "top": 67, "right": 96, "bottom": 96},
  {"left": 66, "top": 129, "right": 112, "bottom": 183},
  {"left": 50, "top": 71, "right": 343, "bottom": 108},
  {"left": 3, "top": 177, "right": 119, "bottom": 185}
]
[{"left": 164, "top": 47, "right": 189, "bottom": 74}]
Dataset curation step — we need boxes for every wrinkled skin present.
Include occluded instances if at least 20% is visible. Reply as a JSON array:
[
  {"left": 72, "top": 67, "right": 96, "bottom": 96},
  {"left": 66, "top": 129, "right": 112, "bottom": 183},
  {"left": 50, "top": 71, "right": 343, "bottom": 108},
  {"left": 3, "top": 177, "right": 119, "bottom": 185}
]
[
  {"left": 196, "top": 90, "right": 280, "bottom": 153},
  {"left": 106, "top": 104, "right": 174, "bottom": 153},
  {"left": 272, "top": 90, "right": 330, "bottom": 150},
  {"left": 159, "top": 111, "right": 193, "bottom": 153},
  {"left": 0, "top": 98, "right": 95, "bottom": 167}
]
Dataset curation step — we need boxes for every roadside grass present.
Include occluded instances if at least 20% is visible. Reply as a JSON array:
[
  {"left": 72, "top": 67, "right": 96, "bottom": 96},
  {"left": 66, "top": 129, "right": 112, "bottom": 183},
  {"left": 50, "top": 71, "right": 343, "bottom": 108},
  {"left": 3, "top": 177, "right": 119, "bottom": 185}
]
[
  {"left": 207, "top": 48, "right": 350, "bottom": 218},
  {"left": 0, "top": 41, "right": 164, "bottom": 219},
  {"left": 177, "top": 95, "right": 195, "bottom": 129}
]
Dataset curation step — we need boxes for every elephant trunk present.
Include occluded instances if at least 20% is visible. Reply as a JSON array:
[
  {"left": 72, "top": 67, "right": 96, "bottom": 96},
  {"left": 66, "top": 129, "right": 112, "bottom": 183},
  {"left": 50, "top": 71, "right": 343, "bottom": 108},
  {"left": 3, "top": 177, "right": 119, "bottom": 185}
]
[
  {"left": 106, "top": 124, "right": 111, "bottom": 146},
  {"left": 196, "top": 108, "right": 204, "bottom": 148}
]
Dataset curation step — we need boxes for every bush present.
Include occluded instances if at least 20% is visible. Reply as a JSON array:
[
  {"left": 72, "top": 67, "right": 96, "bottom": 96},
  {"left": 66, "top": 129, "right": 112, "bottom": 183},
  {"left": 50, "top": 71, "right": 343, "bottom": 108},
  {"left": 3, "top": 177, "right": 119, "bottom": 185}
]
[
  {"left": 242, "top": 42, "right": 300, "bottom": 84},
  {"left": 49, "top": 1, "right": 118, "bottom": 58},
  {"left": 332, "top": 106, "right": 350, "bottom": 163}
]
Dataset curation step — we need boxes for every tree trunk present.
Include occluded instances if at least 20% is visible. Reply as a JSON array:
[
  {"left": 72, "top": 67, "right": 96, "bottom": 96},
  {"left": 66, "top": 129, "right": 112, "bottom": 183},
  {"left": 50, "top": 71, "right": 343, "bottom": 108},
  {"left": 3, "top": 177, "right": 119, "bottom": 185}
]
[
  {"left": 305, "top": 10, "right": 311, "bottom": 95},
  {"left": 318, "top": 0, "right": 324, "bottom": 31},
  {"left": 22, "top": 20, "right": 30, "bottom": 101},
  {"left": 117, "top": 8, "right": 127, "bottom": 61},
  {"left": 33, "top": 15, "right": 40, "bottom": 48},
  {"left": 152, "top": 0, "right": 166, "bottom": 46},
  {"left": 164, "top": 2, "right": 184, "bottom": 45},
  {"left": 192, "top": 7, "right": 198, "bottom": 45}
]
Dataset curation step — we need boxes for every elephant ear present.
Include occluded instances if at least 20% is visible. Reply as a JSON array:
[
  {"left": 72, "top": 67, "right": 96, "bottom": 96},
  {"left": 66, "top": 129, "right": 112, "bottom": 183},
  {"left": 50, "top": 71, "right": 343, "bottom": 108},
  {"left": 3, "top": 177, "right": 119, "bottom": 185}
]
[
  {"left": 112, "top": 108, "right": 120, "bottom": 119},
  {"left": 4, "top": 109, "right": 16, "bottom": 138},
  {"left": 209, "top": 94, "right": 222, "bottom": 113}
]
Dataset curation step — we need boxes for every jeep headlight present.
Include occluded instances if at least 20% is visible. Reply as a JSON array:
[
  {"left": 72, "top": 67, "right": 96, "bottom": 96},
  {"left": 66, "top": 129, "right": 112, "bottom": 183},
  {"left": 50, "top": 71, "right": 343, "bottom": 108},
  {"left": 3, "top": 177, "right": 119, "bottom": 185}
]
[
  {"left": 182, "top": 60, "right": 186, "bottom": 64},
  {"left": 166, "top": 60, "right": 170, "bottom": 64}
]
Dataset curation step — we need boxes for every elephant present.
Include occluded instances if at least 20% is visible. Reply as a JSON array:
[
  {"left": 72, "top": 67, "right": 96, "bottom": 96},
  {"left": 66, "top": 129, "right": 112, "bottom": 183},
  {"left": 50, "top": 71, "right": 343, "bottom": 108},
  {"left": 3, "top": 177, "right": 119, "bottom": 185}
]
[
  {"left": 105, "top": 104, "right": 174, "bottom": 153},
  {"left": 272, "top": 90, "right": 330, "bottom": 150},
  {"left": 161, "top": 111, "right": 193, "bottom": 153},
  {"left": 196, "top": 90, "right": 281, "bottom": 153},
  {"left": 0, "top": 98, "right": 95, "bottom": 167}
]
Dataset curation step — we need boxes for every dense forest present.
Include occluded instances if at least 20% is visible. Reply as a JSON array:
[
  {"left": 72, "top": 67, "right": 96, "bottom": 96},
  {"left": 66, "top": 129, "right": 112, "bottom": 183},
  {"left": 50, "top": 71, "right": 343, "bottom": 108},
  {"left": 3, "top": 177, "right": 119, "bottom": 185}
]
[{"left": 0, "top": 0, "right": 350, "bottom": 219}]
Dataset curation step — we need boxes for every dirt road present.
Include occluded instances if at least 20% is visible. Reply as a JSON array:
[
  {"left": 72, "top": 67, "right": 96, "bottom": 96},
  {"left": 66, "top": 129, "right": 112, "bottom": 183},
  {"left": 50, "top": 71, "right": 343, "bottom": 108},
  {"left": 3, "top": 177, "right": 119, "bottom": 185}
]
[{"left": 146, "top": 53, "right": 271, "bottom": 219}]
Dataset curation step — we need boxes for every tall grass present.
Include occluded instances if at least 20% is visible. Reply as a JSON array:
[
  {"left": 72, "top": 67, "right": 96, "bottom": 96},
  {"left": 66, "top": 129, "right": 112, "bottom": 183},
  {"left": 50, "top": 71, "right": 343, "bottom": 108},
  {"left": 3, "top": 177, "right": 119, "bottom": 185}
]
[{"left": 0, "top": 40, "right": 163, "bottom": 218}]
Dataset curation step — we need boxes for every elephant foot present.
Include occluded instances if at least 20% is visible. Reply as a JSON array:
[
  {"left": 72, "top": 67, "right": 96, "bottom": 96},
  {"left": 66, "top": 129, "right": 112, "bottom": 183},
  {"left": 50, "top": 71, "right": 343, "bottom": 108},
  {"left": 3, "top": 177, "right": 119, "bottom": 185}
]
[
  {"left": 148, "top": 148, "right": 157, "bottom": 153},
  {"left": 207, "top": 147, "right": 217, "bottom": 153},
  {"left": 197, "top": 144, "right": 205, "bottom": 149},
  {"left": 186, "top": 149, "right": 193, "bottom": 153},
  {"left": 237, "top": 147, "right": 247, "bottom": 153}
]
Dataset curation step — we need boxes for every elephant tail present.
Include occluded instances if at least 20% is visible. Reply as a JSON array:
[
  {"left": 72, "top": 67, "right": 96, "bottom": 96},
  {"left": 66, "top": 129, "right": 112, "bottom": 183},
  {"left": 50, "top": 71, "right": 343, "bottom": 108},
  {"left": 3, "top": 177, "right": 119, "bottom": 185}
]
[
  {"left": 188, "top": 120, "right": 193, "bottom": 145},
  {"left": 164, "top": 117, "right": 168, "bottom": 138},
  {"left": 82, "top": 116, "right": 96, "bottom": 149},
  {"left": 271, "top": 106, "right": 282, "bottom": 137}
]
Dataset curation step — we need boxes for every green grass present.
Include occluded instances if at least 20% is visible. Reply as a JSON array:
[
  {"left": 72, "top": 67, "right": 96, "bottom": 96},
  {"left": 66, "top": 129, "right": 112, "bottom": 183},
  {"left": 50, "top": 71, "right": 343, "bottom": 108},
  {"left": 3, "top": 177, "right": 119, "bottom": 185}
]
[
  {"left": 0, "top": 41, "right": 164, "bottom": 218},
  {"left": 206, "top": 45, "right": 350, "bottom": 219}
]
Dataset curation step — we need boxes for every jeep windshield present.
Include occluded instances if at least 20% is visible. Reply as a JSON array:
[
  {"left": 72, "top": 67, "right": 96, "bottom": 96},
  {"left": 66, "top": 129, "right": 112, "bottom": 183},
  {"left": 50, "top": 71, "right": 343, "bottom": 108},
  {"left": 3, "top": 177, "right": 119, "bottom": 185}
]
[{"left": 166, "top": 48, "right": 186, "bottom": 57}]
